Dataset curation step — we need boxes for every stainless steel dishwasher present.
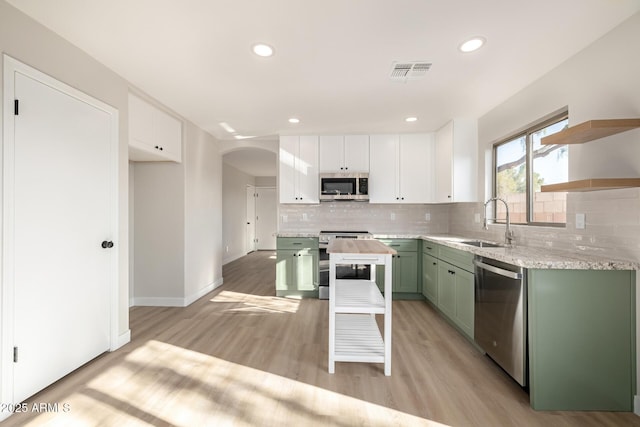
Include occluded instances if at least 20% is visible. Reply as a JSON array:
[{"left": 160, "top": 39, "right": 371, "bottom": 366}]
[{"left": 474, "top": 256, "right": 527, "bottom": 386}]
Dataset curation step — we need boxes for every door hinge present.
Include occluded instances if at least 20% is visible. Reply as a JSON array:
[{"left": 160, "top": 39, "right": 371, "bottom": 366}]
[
  {"left": 13, "top": 346, "right": 18, "bottom": 363},
  {"left": 14, "top": 99, "right": 19, "bottom": 115}
]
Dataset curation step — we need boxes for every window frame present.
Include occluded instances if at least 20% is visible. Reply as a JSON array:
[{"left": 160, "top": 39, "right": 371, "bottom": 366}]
[{"left": 492, "top": 111, "right": 569, "bottom": 227}]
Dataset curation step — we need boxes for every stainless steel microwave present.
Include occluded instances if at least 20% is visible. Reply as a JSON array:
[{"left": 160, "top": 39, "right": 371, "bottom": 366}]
[{"left": 319, "top": 173, "right": 369, "bottom": 202}]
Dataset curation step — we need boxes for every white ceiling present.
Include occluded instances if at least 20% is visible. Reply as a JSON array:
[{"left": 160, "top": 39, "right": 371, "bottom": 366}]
[{"left": 7, "top": 0, "right": 640, "bottom": 176}]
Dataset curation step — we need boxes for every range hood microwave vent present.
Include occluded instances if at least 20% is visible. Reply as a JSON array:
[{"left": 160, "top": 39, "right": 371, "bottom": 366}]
[{"left": 390, "top": 61, "right": 432, "bottom": 82}]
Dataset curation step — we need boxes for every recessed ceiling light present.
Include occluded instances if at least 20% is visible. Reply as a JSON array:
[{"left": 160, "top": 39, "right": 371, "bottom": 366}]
[
  {"left": 288, "top": 118, "right": 300, "bottom": 124},
  {"left": 459, "top": 37, "right": 486, "bottom": 53},
  {"left": 252, "top": 43, "right": 274, "bottom": 57},
  {"left": 405, "top": 117, "right": 418, "bottom": 122}
]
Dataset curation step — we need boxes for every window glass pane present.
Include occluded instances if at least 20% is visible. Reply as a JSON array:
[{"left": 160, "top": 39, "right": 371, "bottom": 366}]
[
  {"left": 495, "top": 135, "right": 527, "bottom": 224},
  {"left": 531, "top": 119, "right": 569, "bottom": 223}
]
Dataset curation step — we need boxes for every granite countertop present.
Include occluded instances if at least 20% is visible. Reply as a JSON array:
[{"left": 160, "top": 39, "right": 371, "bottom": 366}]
[
  {"left": 392, "top": 234, "right": 638, "bottom": 271},
  {"left": 276, "top": 232, "right": 638, "bottom": 270}
]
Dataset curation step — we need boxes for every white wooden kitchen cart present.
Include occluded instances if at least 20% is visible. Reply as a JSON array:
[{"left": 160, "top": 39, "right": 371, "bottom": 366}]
[{"left": 327, "top": 239, "right": 396, "bottom": 376}]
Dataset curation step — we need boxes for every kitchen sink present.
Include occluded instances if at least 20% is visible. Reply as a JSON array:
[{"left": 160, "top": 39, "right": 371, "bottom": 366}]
[{"left": 460, "top": 240, "right": 503, "bottom": 248}]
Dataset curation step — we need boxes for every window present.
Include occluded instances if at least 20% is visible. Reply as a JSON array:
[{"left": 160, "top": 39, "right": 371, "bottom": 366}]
[{"left": 493, "top": 113, "right": 569, "bottom": 226}]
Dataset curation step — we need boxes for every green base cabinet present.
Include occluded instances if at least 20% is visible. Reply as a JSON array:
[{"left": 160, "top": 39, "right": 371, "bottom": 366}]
[
  {"left": 276, "top": 238, "right": 319, "bottom": 298},
  {"left": 421, "top": 252, "right": 438, "bottom": 303},
  {"left": 528, "top": 269, "right": 636, "bottom": 411},
  {"left": 437, "top": 260, "right": 474, "bottom": 339},
  {"left": 376, "top": 239, "right": 419, "bottom": 297}
]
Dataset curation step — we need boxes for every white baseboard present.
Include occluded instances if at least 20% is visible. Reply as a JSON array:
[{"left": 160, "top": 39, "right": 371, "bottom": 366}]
[
  {"left": 133, "top": 296, "right": 186, "bottom": 307},
  {"left": 111, "top": 330, "right": 131, "bottom": 351},
  {"left": 634, "top": 395, "right": 640, "bottom": 416},
  {"left": 132, "top": 277, "right": 224, "bottom": 307}
]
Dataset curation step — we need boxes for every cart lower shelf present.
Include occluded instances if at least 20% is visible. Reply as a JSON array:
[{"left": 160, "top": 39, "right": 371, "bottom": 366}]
[{"left": 334, "top": 314, "right": 384, "bottom": 363}]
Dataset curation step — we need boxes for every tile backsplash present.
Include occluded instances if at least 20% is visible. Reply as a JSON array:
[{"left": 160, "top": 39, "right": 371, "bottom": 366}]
[
  {"left": 279, "top": 202, "right": 450, "bottom": 235},
  {"left": 449, "top": 188, "right": 640, "bottom": 263},
  {"left": 279, "top": 188, "right": 640, "bottom": 263}
]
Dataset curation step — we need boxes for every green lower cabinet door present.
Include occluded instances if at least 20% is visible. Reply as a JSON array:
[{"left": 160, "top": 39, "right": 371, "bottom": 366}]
[
  {"left": 422, "top": 253, "right": 438, "bottom": 303},
  {"left": 394, "top": 251, "right": 418, "bottom": 293},
  {"left": 454, "top": 267, "right": 474, "bottom": 339},
  {"left": 528, "top": 269, "right": 635, "bottom": 411},
  {"left": 375, "top": 251, "right": 418, "bottom": 294},
  {"left": 276, "top": 250, "right": 295, "bottom": 291},
  {"left": 294, "top": 250, "right": 318, "bottom": 291},
  {"left": 437, "top": 262, "right": 456, "bottom": 320}
]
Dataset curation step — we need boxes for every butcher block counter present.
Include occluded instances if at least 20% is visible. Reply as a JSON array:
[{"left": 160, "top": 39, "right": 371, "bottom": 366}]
[{"left": 327, "top": 238, "right": 397, "bottom": 255}]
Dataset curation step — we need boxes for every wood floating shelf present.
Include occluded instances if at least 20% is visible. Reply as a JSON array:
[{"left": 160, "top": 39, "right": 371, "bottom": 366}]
[
  {"left": 541, "top": 178, "right": 640, "bottom": 192},
  {"left": 541, "top": 118, "right": 640, "bottom": 145}
]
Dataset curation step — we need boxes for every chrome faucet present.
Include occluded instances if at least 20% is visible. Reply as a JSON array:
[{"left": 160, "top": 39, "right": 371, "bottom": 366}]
[{"left": 483, "top": 197, "right": 515, "bottom": 247}]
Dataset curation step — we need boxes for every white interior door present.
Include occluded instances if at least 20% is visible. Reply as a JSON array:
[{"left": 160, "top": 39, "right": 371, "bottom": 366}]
[
  {"left": 256, "top": 187, "right": 277, "bottom": 250},
  {"left": 246, "top": 185, "right": 256, "bottom": 253},
  {"left": 4, "top": 58, "right": 115, "bottom": 404}
]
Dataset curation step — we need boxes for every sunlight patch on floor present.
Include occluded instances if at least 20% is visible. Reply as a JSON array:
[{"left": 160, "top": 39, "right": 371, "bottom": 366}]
[
  {"left": 21, "top": 340, "right": 447, "bottom": 426},
  {"left": 209, "top": 290, "right": 300, "bottom": 314}
]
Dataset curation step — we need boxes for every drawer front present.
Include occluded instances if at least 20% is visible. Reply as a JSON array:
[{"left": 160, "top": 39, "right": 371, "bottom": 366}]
[
  {"left": 379, "top": 239, "right": 418, "bottom": 252},
  {"left": 438, "top": 245, "right": 474, "bottom": 272},
  {"left": 421, "top": 240, "right": 439, "bottom": 256},
  {"left": 332, "top": 253, "right": 388, "bottom": 265},
  {"left": 277, "top": 237, "right": 319, "bottom": 250}
]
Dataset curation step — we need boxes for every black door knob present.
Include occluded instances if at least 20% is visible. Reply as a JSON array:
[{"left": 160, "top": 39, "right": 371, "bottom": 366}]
[{"left": 101, "top": 240, "right": 114, "bottom": 249}]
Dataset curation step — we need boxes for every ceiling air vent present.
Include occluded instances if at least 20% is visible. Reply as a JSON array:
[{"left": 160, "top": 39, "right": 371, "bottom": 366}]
[{"left": 389, "top": 61, "right": 432, "bottom": 82}]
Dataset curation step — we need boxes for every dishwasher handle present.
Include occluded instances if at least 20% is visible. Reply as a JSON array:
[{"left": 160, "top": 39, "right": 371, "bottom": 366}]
[{"left": 473, "top": 259, "right": 522, "bottom": 280}]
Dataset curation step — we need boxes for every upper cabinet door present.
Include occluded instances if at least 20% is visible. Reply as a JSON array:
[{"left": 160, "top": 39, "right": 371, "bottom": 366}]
[
  {"left": 399, "top": 133, "right": 434, "bottom": 203},
  {"left": 279, "top": 136, "right": 319, "bottom": 204},
  {"left": 343, "top": 135, "right": 369, "bottom": 173},
  {"left": 297, "top": 136, "right": 319, "bottom": 203},
  {"left": 435, "top": 119, "right": 477, "bottom": 203},
  {"left": 319, "top": 135, "right": 344, "bottom": 172},
  {"left": 128, "top": 93, "right": 182, "bottom": 163},
  {"left": 279, "top": 136, "right": 299, "bottom": 203},
  {"left": 319, "top": 135, "right": 369, "bottom": 173},
  {"left": 369, "top": 134, "right": 399, "bottom": 203}
]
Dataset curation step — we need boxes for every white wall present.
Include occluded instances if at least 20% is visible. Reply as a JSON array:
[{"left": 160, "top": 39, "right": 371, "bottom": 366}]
[
  {"left": 133, "top": 162, "right": 185, "bottom": 302},
  {"left": 184, "top": 122, "right": 223, "bottom": 304},
  {"left": 132, "top": 120, "right": 223, "bottom": 307},
  {"left": 222, "top": 163, "right": 255, "bottom": 264},
  {"left": 0, "top": 1, "right": 130, "bottom": 338}
]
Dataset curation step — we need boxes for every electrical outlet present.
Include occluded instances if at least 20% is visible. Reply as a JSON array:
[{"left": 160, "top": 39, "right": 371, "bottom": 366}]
[
  {"left": 474, "top": 213, "right": 481, "bottom": 223},
  {"left": 225, "top": 246, "right": 229, "bottom": 253},
  {"left": 390, "top": 212, "right": 396, "bottom": 221},
  {"left": 576, "top": 213, "right": 586, "bottom": 229},
  {"left": 302, "top": 213, "right": 308, "bottom": 221},
  {"left": 281, "top": 214, "right": 288, "bottom": 223},
  {"left": 425, "top": 213, "right": 431, "bottom": 221}
]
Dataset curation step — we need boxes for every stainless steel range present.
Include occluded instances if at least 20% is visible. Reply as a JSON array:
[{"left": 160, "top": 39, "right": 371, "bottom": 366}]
[{"left": 318, "top": 230, "right": 373, "bottom": 299}]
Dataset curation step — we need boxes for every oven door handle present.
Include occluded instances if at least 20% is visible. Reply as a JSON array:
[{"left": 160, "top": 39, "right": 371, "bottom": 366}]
[{"left": 473, "top": 259, "right": 522, "bottom": 279}]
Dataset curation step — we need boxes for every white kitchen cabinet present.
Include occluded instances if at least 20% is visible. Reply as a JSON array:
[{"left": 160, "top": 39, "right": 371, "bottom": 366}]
[
  {"left": 434, "top": 119, "right": 477, "bottom": 203},
  {"left": 279, "top": 135, "right": 319, "bottom": 203},
  {"left": 319, "top": 135, "right": 369, "bottom": 173},
  {"left": 128, "top": 93, "right": 182, "bottom": 163},
  {"left": 369, "top": 133, "right": 434, "bottom": 203}
]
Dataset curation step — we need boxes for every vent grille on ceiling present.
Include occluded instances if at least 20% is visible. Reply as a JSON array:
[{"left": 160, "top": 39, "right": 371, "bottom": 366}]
[{"left": 390, "top": 61, "right": 432, "bottom": 82}]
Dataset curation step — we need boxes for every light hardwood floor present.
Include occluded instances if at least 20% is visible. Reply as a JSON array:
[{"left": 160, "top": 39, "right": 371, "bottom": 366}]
[{"left": 2, "top": 251, "right": 639, "bottom": 426}]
